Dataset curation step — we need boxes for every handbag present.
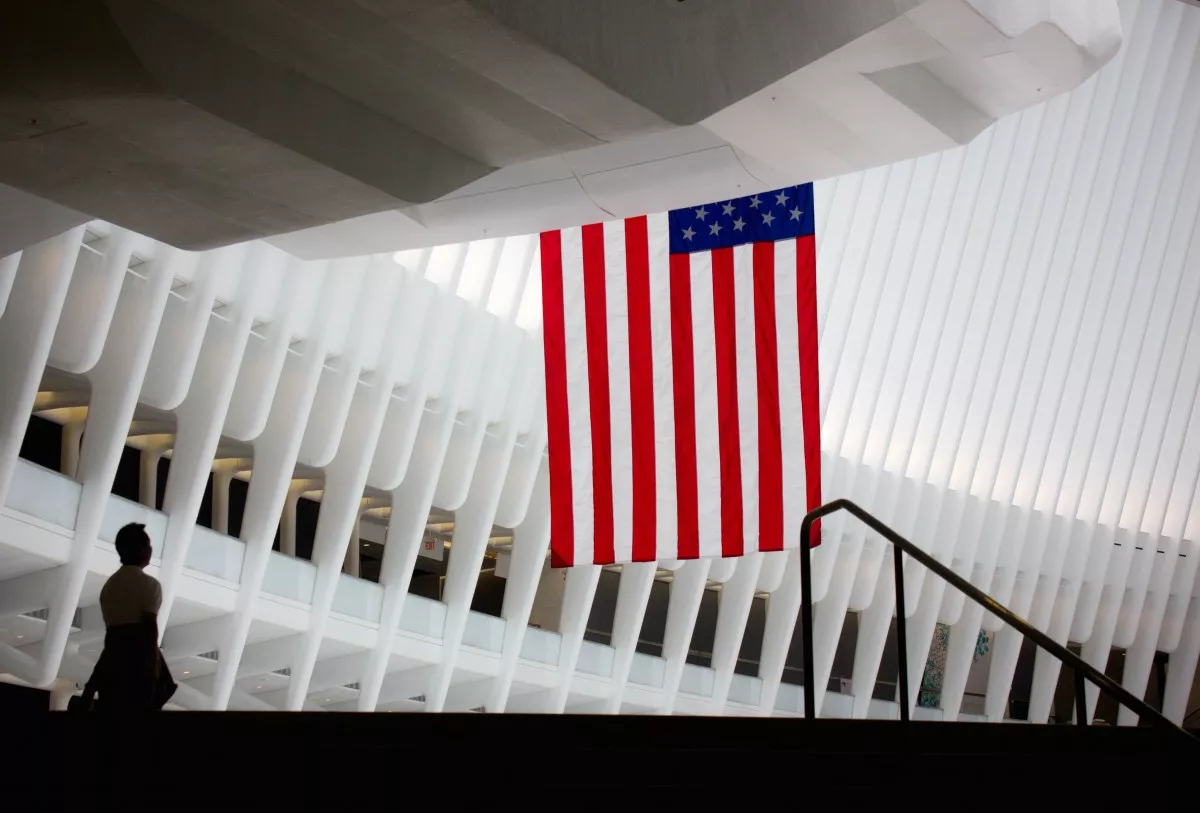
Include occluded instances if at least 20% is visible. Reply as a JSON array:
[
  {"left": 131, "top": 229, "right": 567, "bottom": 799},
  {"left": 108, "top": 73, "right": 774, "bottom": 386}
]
[{"left": 152, "top": 651, "right": 177, "bottom": 710}]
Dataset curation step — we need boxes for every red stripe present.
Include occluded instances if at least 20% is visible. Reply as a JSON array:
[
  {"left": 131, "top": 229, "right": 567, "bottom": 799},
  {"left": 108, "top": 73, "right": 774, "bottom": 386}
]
[
  {"left": 796, "top": 235, "right": 822, "bottom": 547},
  {"left": 711, "top": 247, "right": 744, "bottom": 558},
  {"left": 670, "top": 252, "right": 700, "bottom": 560},
  {"left": 582, "top": 224, "right": 615, "bottom": 565},
  {"left": 625, "top": 217, "right": 657, "bottom": 562},
  {"left": 753, "top": 242, "right": 784, "bottom": 553},
  {"left": 540, "top": 231, "right": 575, "bottom": 568}
]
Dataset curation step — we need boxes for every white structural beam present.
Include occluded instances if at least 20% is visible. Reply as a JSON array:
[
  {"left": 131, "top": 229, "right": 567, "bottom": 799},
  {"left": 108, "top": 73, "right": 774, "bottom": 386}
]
[
  {"left": 547, "top": 565, "right": 602, "bottom": 713},
  {"left": 426, "top": 344, "right": 536, "bottom": 712},
  {"left": 157, "top": 245, "right": 265, "bottom": 627},
  {"left": 603, "top": 561, "right": 656, "bottom": 714},
  {"left": 207, "top": 284, "right": 335, "bottom": 709},
  {"left": 756, "top": 551, "right": 802, "bottom": 715},
  {"left": 707, "top": 556, "right": 762, "bottom": 714},
  {"left": 658, "top": 559, "right": 711, "bottom": 715},
  {"left": 487, "top": 465, "right": 552, "bottom": 713},
  {"left": 356, "top": 392, "right": 458, "bottom": 708},
  {"left": 354, "top": 262, "right": 463, "bottom": 712},
  {"left": 286, "top": 261, "right": 413, "bottom": 709},
  {"left": 0, "top": 230, "right": 82, "bottom": 506}
]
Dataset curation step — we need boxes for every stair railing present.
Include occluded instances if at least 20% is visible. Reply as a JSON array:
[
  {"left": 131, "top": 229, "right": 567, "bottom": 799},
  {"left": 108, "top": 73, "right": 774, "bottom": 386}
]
[{"left": 799, "top": 499, "right": 1195, "bottom": 742}]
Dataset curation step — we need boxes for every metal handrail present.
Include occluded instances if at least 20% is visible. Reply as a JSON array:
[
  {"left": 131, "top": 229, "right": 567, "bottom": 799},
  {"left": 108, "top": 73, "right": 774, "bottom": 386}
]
[{"left": 799, "top": 499, "right": 1196, "bottom": 742}]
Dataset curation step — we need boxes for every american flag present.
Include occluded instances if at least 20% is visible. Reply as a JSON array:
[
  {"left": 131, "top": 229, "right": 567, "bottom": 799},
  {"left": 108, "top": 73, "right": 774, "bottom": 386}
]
[{"left": 540, "top": 183, "right": 821, "bottom": 567}]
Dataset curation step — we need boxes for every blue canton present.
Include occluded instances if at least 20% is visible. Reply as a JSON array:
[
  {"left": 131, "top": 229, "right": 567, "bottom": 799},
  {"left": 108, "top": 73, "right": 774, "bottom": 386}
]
[{"left": 668, "top": 183, "right": 815, "bottom": 255}]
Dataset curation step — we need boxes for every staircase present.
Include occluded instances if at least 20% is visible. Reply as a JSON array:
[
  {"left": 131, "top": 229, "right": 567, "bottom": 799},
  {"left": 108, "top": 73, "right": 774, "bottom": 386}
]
[{"left": 5, "top": 707, "right": 1195, "bottom": 802}]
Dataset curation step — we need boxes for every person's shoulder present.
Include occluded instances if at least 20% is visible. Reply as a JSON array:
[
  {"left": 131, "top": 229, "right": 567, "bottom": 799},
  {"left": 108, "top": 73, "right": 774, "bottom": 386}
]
[
  {"left": 100, "top": 567, "right": 125, "bottom": 591},
  {"left": 99, "top": 567, "right": 127, "bottom": 608}
]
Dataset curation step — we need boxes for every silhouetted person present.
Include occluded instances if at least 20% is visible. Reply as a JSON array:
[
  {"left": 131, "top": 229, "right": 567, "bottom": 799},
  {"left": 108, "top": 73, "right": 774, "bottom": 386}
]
[{"left": 80, "top": 523, "right": 176, "bottom": 712}]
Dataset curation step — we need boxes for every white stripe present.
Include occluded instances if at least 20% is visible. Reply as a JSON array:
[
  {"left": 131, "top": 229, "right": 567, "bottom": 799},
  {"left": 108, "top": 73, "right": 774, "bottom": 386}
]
[
  {"left": 733, "top": 242, "right": 760, "bottom": 553},
  {"left": 604, "top": 219, "right": 634, "bottom": 564},
  {"left": 560, "top": 227, "right": 594, "bottom": 565},
  {"left": 690, "top": 250, "right": 722, "bottom": 559},
  {"left": 646, "top": 214, "right": 678, "bottom": 562},
  {"left": 776, "top": 237, "right": 805, "bottom": 552}
]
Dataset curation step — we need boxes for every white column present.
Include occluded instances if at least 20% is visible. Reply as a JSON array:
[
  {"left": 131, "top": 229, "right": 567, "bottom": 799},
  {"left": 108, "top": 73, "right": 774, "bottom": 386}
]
[
  {"left": 222, "top": 251, "right": 296, "bottom": 445},
  {"left": 659, "top": 559, "right": 712, "bottom": 715},
  {"left": 756, "top": 551, "right": 802, "bottom": 716},
  {"left": 707, "top": 555, "right": 764, "bottom": 714},
  {"left": 808, "top": 544, "right": 860, "bottom": 716},
  {"left": 49, "top": 229, "right": 133, "bottom": 375},
  {"left": 424, "top": 333, "right": 538, "bottom": 711},
  {"left": 0, "top": 252, "right": 20, "bottom": 317},
  {"left": 546, "top": 565, "right": 602, "bottom": 713},
  {"left": 352, "top": 278, "right": 449, "bottom": 711},
  {"left": 529, "top": 555, "right": 567, "bottom": 632},
  {"left": 486, "top": 465, "right": 551, "bottom": 713},
  {"left": 424, "top": 441, "right": 518, "bottom": 710},
  {"left": 355, "top": 283, "right": 493, "bottom": 712},
  {"left": 849, "top": 568, "right": 896, "bottom": 718},
  {"left": 355, "top": 404, "right": 459, "bottom": 711},
  {"left": 603, "top": 561, "right": 656, "bottom": 714},
  {"left": 157, "top": 245, "right": 263, "bottom": 629},
  {"left": 285, "top": 398, "right": 387, "bottom": 710},
  {"left": 1162, "top": 594, "right": 1200, "bottom": 723},
  {"left": 295, "top": 257, "right": 374, "bottom": 471},
  {"left": 32, "top": 243, "right": 175, "bottom": 687},
  {"left": 139, "top": 445, "right": 163, "bottom": 507},
  {"left": 285, "top": 274, "right": 414, "bottom": 710},
  {"left": 983, "top": 618, "right": 1026, "bottom": 720},
  {"left": 1026, "top": 583, "right": 1084, "bottom": 722},
  {"left": 0, "top": 228, "right": 82, "bottom": 507},
  {"left": 60, "top": 418, "right": 85, "bottom": 479},
  {"left": 48, "top": 678, "right": 76, "bottom": 711},
  {"left": 1115, "top": 589, "right": 1171, "bottom": 727},
  {"left": 206, "top": 264, "right": 337, "bottom": 711},
  {"left": 280, "top": 482, "right": 307, "bottom": 557},
  {"left": 1079, "top": 583, "right": 1124, "bottom": 721}
]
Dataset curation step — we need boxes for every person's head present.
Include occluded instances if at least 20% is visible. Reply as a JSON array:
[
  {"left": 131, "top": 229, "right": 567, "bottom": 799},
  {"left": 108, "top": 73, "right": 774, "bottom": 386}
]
[{"left": 115, "top": 523, "right": 152, "bottom": 568}]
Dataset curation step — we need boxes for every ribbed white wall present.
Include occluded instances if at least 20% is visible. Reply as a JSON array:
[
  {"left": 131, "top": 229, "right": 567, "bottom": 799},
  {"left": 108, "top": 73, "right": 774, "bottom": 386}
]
[
  {"left": 807, "top": 0, "right": 1200, "bottom": 724},
  {"left": 0, "top": 0, "right": 1197, "bottom": 724}
]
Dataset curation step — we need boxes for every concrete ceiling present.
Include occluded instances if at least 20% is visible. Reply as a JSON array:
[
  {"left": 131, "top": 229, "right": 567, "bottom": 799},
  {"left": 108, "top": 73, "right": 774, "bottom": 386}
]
[{"left": 0, "top": 0, "right": 1121, "bottom": 254}]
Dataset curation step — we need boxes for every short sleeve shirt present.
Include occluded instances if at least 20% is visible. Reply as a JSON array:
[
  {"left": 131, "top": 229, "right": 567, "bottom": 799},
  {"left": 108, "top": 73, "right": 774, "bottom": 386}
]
[{"left": 99, "top": 565, "right": 163, "bottom": 627}]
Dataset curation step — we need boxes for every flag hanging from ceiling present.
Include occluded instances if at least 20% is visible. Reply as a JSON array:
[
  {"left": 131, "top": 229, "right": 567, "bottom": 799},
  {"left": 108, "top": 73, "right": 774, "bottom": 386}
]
[{"left": 540, "top": 183, "right": 821, "bottom": 568}]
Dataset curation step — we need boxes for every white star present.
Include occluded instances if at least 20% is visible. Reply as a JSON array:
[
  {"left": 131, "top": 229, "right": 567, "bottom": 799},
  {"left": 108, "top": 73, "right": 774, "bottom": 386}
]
[
  {"left": 709, "top": 222, "right": 723, "bottom": 236},
  {"left": 721, "top": 202, "right": 736, "bottom": 217},
  {"left": 749, "top": 195, "right": 761, "bottom": 209},
  {"left": 762, "top": 211, "right": 775, "bottom": 226},
  {"left": 775, "top": 190, "right": 789, "bottom": 207},
  {"left": 682, "top": 226, "right": 696, "bottom": 241},
  {"left": 790, "top": 206, "right": 803, "bottom": 221},
  {"left": 732, "top": 217, "right": 746, "bottom": 232},
  {"left": 694, "top": 206, "right": 709, "bottom": 221}
]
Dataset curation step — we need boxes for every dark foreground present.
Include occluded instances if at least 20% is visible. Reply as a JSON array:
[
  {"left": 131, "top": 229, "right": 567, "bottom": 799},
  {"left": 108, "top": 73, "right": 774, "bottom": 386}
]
[{"left": 3, "top": 682, "right": 1194, "bottom": 804}]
